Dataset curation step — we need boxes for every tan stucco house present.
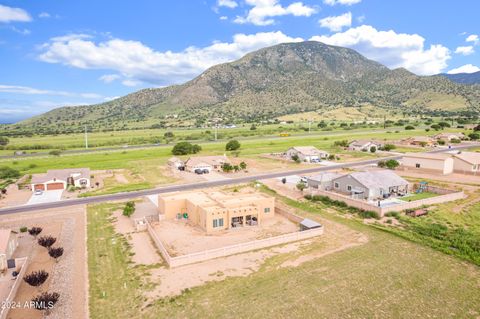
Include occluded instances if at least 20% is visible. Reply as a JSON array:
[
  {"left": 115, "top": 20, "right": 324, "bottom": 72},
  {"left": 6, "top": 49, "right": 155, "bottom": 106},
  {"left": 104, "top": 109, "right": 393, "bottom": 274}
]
[
  {"left": 184, "top": 155, "right": 229, "bottom": 173},
  {"left": 453, "top": 152, "right": 480, "bottom": 175},
  {"left": 348, "top": 140, "right": 383, "bottom": 152},
  {"left": 31, "top": 168, "right": 91, "bottom": 191},
  {"left": 402, "top": 153, "right": 454, "bottom": 175},
  {"left": 434, "top": 132, "right": 465, "bottom": 141},
  {"left": 401, "top": 136, "right": 435, "bottom": 146},
  {"left": 158, "top": 191, "right": 275, "bottom": 233},
  {"left": 0, "top": 229, "right": 18, "bottom": 273}
]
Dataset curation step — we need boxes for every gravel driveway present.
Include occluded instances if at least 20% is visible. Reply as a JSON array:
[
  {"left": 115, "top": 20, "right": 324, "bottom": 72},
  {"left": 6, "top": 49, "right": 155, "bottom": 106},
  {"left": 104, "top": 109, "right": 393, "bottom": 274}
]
[{"left": 27, "top": 189, "right": 64, "bottom": 205}]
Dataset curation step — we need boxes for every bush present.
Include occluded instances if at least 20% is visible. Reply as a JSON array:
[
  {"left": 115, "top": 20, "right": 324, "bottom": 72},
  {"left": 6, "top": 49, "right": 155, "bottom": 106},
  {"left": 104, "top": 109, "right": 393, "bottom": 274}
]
[
  {"left": 0, "top": 166, "right": 20, "bottom": 179},
  {"left": 225, "top": 140, "right": 240, "bottom": 151},
  {"left": 450, "top": 138, "right": 461, "bottom": 144},
  {"left": 296, "top": 182, "right": 306, "bottom": 191},
  {"left": 28, "top": 227, "right": 43, "bottom": 237},
  {"left": 405, "top": 125, "right": 415, "bottom": 130},
  {"left": 0, "top": 136, "right": 9, "bottom": 146},
  {"left": 385, "top": 211, "right": 400, "bottom": 218},
  {"left": 468, "top": 133, "right": 479, "bottom": 140},
  {"left": 370, "top": 146, "right": 377, "bottom": 153},
  {"left": 221, "top": 163, "right": 233, "bottom": 172},
  {"left": 358, "top": 210, "right": 380, "bottom": 219},
  {"left": 20, "top": 226, "right": 28, "bottom": 233},
  {"left": 383, "top": 144, "right": 396, "bottom": 151},
  {"left": 377, "top": 160, "right": 386, "bottom": 168},
  {"left": 437, "top": 139, "right": 446, "bottom": 145},
  {"left": 239, "top": 161, "right": 247, "bottom": 170},
  {"left": 171, "top": 142, "right": 202, "bottom": 155},
  {"left": 31, "top": 292, "right": 59, "bottom": 313},
  {"left": 123, "top": 201, "right": 135, "bottom": 217},
  {"left": 164, "top": 132, "right": 174, "bottom": 138},
  {"left": 48, "top": 247, "right": 64, "bottom": 261},
  {"left": 24, "top": 270, "right": 49, "bottom": 287},
  {"left": 385, "top": 159, "right": 400, "bottom": 169},
  {"left": 38, "top": 236, "right": 56, "bottom": 248},
  {"left": 333, "top": 140, "right": 349, "bottom": 147}
]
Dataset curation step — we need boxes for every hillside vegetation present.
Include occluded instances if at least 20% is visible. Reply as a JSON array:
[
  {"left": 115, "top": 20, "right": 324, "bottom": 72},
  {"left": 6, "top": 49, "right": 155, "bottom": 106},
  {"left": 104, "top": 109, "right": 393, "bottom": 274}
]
[{"left": 14, "top": 41, "right": 480, "bottom": 132}]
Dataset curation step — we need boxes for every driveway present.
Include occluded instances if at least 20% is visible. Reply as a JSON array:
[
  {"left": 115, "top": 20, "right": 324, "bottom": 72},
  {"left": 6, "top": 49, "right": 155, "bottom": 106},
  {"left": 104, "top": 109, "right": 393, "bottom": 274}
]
[{"left": 27, "top": 190, "right": 64, "bottom": 205}]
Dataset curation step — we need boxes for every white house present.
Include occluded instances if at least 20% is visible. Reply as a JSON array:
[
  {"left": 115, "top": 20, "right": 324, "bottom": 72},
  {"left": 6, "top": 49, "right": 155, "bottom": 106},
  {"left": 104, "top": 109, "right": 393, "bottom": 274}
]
[
  {"left": 184, "top": 155, "right": 229, "bottom": 173},
  {"left": 31, "top": 168, "right": 91, "bottom": 191},
  {"left": 348, "top": 140, "right": 383, "bottom": 152},
  {"left": 286, "top": 146, "right": 329, "bottom": 162}
]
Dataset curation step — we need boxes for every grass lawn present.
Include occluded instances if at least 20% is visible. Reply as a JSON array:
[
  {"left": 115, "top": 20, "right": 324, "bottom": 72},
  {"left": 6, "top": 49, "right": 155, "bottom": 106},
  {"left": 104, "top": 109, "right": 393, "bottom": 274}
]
[
  {"left": 400, "top": 191, "right": 438, "bottom": 202},
  {"left": 87, "top": 191, "right": 480, "bottom": 319}
]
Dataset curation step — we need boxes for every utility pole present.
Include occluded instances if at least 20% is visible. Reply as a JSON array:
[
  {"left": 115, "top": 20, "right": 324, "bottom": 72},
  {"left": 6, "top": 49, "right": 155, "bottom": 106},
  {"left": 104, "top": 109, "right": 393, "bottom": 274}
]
[
  {"left": 384, "top": 115, "right": 386, "bottom": 129},
  {"left": 213, "top": 119, "right": 218, "bottom": 141},
  {"left": 308, "top": 120, "right": 312, "bottom": 133},
  {"left": 84, "top": 125, "right": 88, "bottom": 149}
]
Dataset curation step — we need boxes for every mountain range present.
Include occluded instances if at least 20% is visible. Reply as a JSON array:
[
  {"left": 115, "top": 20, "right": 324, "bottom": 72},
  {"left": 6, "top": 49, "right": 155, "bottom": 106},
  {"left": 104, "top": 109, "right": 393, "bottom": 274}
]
[
  {"left": 441, "top": 71, "right": 480, "bottom": 85},
  {"left": 16, "top": 41, "right": 480, "bottom": 131}
]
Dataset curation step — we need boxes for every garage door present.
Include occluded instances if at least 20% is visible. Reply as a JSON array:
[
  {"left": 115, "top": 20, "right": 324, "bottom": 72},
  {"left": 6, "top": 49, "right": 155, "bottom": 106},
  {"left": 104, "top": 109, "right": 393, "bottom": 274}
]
[
  {"left": 34, "top": 184, "right": 45, "bottom": 191},
  {"left": 46, "top": 183, "right": 64, "bottom": 190}
]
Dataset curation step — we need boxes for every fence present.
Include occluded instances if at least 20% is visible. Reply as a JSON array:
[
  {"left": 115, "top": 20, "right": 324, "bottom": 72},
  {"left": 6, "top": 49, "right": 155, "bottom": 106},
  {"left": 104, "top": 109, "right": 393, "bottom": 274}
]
[
  {"left": 0, "top": 257, "right": 29, "bottom": 319},
  {"left": 145, "top": 219, "right": 323, "bottom": 268},
  {"left": 311, "top": 187, "right": 465, "bottom": 217},
  {"left": 274, "top": 206, "right": 304, "bottom": 223}
]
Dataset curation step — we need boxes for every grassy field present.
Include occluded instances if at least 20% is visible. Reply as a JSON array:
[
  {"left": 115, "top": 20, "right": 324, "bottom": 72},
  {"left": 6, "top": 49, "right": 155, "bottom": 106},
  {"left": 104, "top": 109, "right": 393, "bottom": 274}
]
[
  {"left": 87, "top": 190, "right": 480, "bottom": 319},
  {"left": 400, "top": 191, "right": 438, "bottom": 201}
]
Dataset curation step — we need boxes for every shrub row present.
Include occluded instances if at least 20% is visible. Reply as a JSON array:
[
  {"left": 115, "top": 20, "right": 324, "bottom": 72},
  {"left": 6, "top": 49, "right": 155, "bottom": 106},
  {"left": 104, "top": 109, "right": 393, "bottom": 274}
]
[{"left": 304, "top": 194, "right": 380, "bottom": 219}]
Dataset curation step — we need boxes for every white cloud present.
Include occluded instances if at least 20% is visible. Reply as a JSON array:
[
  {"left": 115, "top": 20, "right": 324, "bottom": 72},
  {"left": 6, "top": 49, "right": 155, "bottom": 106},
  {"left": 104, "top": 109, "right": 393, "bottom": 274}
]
[
  {"left": 319, "top": 12, "right": 351, "bottom": 32},
  {"left": 324, "top": 0, "right": 361, "bottom": 6},
  {"left": 38, "top": 12, "right": 51, "bottom": 18},
  {"left": 38, "top": 31, "right": 303, "bottom": 85},
  {"left": 121, "top": 79, "right": 142, "bottom": 87},
  {"left": 310, "top": 25, "right": 450, "bottom": 75},
  {"left": 234, "top": 0, "right": 316, "bottom": 26},
  {"left": 0, "top": 4, "right": 32, "bottom": 23},
  {"left": 99, "top": 74, "right": 121, "bottom": 83},
  {"left": 447, "top": 64, "right": 480, "bottom": 74},
  {"left": 0, "top": 84, "right": 103, "bottom": 99},
  {"left": 218, "top": 0, "right": 238, "bottom": 8},
  {"left": 220, "top": 16, "right": 228, "bottom": 20},
  {"left": 466, "top": 34, "right": 479, "bottom": 45},
  {"left": 455, "top": 46, "right": 474, "bottom": 56}
]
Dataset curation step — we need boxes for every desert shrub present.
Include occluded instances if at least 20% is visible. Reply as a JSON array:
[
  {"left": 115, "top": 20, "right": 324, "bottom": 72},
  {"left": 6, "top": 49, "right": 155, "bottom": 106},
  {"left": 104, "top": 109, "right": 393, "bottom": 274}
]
[
  {"left": 28, "top": 227, "right": 43, "bottom": 237},
  {"left": 333, "top": 140, "right": 349, "bottom": 147},
  {"left": 405, "top": 125, "right": 415, "bottom": 130},
  {"left": 20, "top": 226, "right": 28, "bottom": 233},
  {"left": 24, "top": 270, "right": 49, "bottom": 287},
  {"left": 31, "top": 292, "right": 59, "bottom": 313},
  {"left": 385, "top": 159, "right": 400, "bottom": 169},
  {"left": 48, "top": 247, "right": 64, "bottom": 261},
  {"left": 385, "top": 211, "right": 400, "bottom": 218},
  {"left": 359, "top": 210, "right": 380, "bottom": 219}
]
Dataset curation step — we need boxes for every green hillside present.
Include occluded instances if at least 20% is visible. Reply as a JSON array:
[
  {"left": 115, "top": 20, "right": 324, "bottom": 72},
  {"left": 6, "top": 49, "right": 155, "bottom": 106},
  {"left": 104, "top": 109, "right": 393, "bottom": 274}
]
[{"left": 15, "top": 41, "right": 480, "bottom": 131}]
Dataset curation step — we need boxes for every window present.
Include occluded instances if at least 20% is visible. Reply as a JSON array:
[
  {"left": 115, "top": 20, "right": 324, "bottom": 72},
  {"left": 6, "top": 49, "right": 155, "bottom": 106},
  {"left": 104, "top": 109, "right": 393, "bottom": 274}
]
[
  {"left": 334, "top": 182, "right": 339, "bottom": 189},
  {"left": 213, "top": 219, "right": 218, "bottom": 228},
  {"left": 213, "top": 218, "right": 224, "bottom": 228},
  {"left": 219, "top": 218, "right": 224, "bottom": 227},
  {"left": 264, "top": 207, "right": 270, "bottom": 213},
  {"left": 415, "top": 163, "right": 421, "bottom": 168},
  {"left": 347, "top": 185, "right": 352, "bottom": 191}
]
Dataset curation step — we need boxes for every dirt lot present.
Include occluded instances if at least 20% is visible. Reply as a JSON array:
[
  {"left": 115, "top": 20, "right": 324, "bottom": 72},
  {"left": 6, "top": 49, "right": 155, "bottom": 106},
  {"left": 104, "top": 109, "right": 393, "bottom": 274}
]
[
  {"left": 0, "top": 206, "right": 87, "bottom": 319},
  {"left": 0, "top": 184, "right": 31, "bottom": 208},
  {"left": 396, "top": 170, "right": 480, "bottom": 185},
  {"left": 152, "top": 214, "right": 299, "bottom": 256}
]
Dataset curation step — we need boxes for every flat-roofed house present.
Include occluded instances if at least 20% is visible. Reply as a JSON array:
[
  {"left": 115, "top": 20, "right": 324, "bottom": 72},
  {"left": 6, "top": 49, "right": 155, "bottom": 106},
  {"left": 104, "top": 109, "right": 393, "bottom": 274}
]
[
  {"left": 402, "top": 153, "right": 454, "bottom": 175},
  {"left": 331, "top": 170, "right": 409, "bottom": 200},
  {"left": 453, "top": 152, "right": 480, "bottom": 175},
  {"left": 402, "top": 136, "right": 435, "bottom": 146},
  {"left": 286, "top": 146, "right": 329, "bottom": 162},
  {"left": 307, "top": 172, "right": 343, "bottom": 190},
  {"left": 158, "top": 191, "right": 275, "bottom": 233},
  {"left": 31, "top": 168, "right": 91, "bottom": 191},
  {"left": 0, "top": 229, "right": 18, "bottom": 272},
  {"left": 434, "top": 132, "right": 466, "bottom": 141},
  {"left": 184, "top": 155, "right": 229, "bottom": 173},
  {"left": 347, "top": 140, "right": 383, "bottom": 152}
]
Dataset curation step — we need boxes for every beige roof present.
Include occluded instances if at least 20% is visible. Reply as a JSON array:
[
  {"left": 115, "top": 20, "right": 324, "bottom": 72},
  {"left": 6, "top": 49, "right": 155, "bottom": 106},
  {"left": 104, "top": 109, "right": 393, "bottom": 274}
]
[
  {"left": 403, "top": 152, "right": 452, "bottom": 161},
  {"left": 290, "top": 146, "right": 328, "bottom": 156},
  {"left": 185, "top": 155, "right": 228, "bottom": 167},
  {"left": 349, "top": 140, "right": 382, "bottom": 147},
  {"left": 434, "top": 132, "right": 465, "bottom": 139},
  {"left": 0, "top": 229, "right": 14, "bottom": 255},
  {"left": 453, "top": 151, "right": 480, "bottom": 164},
  {"left": 31, "top": 168, "right": 90, "bottom": 184}
]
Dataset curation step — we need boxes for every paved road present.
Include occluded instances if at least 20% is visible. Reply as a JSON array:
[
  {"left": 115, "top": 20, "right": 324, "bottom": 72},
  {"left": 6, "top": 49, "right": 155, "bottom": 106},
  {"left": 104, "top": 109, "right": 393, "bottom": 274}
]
[{"left": 0, "top": 143, "right": 477, "bottom": 215}]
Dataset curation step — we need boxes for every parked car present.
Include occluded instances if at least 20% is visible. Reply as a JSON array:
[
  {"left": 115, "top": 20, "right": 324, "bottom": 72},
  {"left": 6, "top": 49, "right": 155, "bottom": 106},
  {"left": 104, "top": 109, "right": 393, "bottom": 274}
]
[
  {"left": 194, "top": 169, "right": 204, "bottom": 175},
  {"left": 34, "top": 190, "right": 43, "bottom": 196},
  {"left": 202, "top": 169, "right": 210, "bottom": 174}
]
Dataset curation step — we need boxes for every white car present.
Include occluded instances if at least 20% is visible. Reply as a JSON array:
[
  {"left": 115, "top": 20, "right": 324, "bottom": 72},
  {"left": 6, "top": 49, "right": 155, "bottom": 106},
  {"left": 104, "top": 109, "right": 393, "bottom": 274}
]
[{"left": 34, "top": 190, "right": 43, "bottom": 196}]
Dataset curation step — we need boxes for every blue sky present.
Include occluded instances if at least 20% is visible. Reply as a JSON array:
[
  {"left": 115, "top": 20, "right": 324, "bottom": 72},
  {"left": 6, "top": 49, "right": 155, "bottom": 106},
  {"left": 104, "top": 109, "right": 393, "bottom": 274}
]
[{"left": 0, "top": 0, "right": 479, "bottom": 123}]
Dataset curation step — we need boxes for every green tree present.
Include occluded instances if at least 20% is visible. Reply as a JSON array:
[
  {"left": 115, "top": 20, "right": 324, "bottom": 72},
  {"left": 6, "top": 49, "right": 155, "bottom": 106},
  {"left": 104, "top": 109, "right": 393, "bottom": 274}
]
[
  {"left": 123, "top": 201, "right": 135, "bottom": 217},
  {"left": 225, "top": 140, "right": 241, "bottom": 151},
  {"left": 385, "top": 159, "right": 399, "bottom": 169},
  {"left": 0, "top": 167, "right": 20, "bottom": 179},
  {"left": 250, "top": 124, "right": 257, "bottom": 130},
  {"left": 317, "top": 121, "right": 327, "bottom": 128},
  {"left": 377, "top": 160, "right": 386, "bottom": 168},
  {"left": 221, "top": 163, "right": 233, "bottom": 172},
  {"left": 370, "top": 146, "right": 377, "bottom": 153},
  {"left": 164, "top": 131, "right": 174, "bottom": 138},
  {"left": 296, "top": 182, "right": 307, "bottom": 191},
  {"left": 171, "top": 142, "right": 202, "bottom": 155},
  {"left": 383, "top": 144, "right": 396, "bottom": 151},
  {"left": 405, "top": 125, "right": 415, "bottom": 130}
]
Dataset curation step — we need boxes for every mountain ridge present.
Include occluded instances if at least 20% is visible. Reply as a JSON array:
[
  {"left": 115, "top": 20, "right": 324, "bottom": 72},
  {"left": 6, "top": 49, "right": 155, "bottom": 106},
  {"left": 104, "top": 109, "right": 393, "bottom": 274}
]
[{"left": 16, "top": 41, "right": 480, "bottom": 130}]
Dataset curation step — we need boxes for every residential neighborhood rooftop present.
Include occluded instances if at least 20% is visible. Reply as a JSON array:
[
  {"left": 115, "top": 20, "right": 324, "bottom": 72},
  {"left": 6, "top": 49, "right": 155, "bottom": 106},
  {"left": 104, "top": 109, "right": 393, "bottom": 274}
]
[
  {"left": 289, "top": 146, "right": 327, "bottom": 155},
  {"left": 31, "top": 168, "right": 91, "bottom": 184},
  {"left": 403, "top": 152, "right": 453, "bottom": 160},
  {"left": 453, "top": 151, "right": 480, "bottom": 164},
  {"left": 343, "top": 170, "right": 409, "bottom": 189}
]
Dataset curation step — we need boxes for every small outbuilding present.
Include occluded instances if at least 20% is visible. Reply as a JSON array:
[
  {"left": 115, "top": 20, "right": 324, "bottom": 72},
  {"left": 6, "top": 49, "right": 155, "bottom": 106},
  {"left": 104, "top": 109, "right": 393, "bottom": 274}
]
[
  {"left": 299, "top": 218, "right": 322, "bottom": 231},
  {"left": 402, "top": 153, "right": 454, "bottom": 175}
]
